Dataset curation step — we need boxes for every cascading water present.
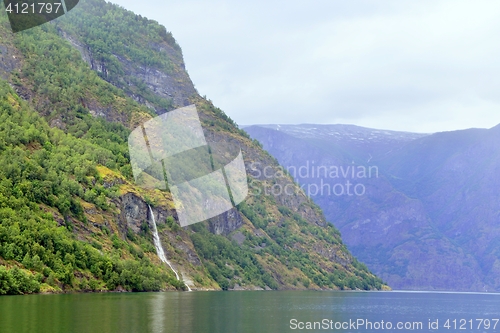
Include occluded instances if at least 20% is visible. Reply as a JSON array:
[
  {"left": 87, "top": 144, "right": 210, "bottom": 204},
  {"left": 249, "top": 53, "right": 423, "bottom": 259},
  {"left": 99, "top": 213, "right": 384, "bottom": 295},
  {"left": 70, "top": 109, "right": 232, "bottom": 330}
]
[{"left": 148, "top": 205, "right": 191, "bottom": 291}]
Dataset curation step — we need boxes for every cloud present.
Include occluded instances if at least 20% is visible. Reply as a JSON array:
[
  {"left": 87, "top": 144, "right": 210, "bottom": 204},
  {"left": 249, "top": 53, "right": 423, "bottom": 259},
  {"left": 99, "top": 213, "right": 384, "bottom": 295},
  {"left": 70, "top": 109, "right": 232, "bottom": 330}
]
[{"left": 110, "top": 0, "right": 500, "bottom": 132}]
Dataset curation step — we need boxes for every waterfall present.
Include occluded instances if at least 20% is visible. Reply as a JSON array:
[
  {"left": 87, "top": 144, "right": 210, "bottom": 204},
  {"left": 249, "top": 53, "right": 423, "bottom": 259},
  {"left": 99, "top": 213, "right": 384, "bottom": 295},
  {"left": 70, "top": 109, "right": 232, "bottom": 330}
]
[{"left": 148, "top": 205, "right": 191, "bottom": 291}]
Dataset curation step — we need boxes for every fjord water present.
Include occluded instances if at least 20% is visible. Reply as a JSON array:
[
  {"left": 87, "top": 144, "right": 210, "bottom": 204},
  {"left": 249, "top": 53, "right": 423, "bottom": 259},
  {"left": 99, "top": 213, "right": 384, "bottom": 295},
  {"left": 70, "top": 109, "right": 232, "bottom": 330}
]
[{"left": 0, "top": 291, "right": 499, "bottom": 333}]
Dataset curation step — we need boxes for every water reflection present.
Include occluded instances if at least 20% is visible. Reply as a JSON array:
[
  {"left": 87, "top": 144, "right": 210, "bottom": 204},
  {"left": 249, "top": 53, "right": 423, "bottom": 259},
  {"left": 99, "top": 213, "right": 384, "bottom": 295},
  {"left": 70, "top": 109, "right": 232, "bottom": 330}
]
[
  {"left": 1, "top": 291, "right": 499, "bottom": 333},
  {"left": 150, "top": 293, "right": 166, "bottom": 333}
]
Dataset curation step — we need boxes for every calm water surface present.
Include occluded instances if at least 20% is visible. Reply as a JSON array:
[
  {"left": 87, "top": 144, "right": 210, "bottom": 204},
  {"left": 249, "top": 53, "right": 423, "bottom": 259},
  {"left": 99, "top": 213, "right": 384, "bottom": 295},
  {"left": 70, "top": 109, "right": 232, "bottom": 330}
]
[{"left": 0, "top": 291, "right": 499, "bottom": 333}]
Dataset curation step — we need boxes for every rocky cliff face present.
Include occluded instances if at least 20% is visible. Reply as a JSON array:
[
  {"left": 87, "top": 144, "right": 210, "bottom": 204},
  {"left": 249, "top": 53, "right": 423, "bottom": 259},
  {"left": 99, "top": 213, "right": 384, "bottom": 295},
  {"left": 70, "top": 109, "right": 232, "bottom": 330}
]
[
  {"left": 0, "top": 44, "right": 20, "bottom": 80},
  {"left": 116, "top": 191, "right": 204, "bottom": 288},
  {"left": 207, "top": 209, "right": 244, "bottom": 236},
  {"left": 59, "top": 26, "right": 196, "bottom": 112},
  {"left": 119, "top": 193, "right": 150, "bottom": 234}
]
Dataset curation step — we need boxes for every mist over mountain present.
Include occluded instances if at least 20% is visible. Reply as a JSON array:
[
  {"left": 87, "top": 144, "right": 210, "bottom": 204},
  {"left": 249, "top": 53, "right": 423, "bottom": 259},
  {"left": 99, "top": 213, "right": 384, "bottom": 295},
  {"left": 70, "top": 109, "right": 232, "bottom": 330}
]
[{"left": 245, "top": 123, "right": 500, "bottom": 291}]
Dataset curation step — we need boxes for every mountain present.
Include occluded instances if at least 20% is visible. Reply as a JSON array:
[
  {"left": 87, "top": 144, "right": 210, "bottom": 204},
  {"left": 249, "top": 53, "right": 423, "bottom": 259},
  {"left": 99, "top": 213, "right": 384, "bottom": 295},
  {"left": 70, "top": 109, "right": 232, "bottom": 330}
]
[
  {"left": 244, "top": 124, "right": 427, "bottom": 161},
  {"left": 245, "top": 123, "right": 500, "bottom": 291},
  {"left": 0, "top": 0, "right": 385, "bottom": 294}
]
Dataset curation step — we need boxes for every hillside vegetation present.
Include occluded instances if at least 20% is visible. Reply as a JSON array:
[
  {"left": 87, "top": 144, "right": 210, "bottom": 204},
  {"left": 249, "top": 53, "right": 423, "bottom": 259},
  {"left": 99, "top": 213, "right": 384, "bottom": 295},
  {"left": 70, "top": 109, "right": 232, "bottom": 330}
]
[{"left": 0, "top": 0, "right": 385, "bottom": 294}]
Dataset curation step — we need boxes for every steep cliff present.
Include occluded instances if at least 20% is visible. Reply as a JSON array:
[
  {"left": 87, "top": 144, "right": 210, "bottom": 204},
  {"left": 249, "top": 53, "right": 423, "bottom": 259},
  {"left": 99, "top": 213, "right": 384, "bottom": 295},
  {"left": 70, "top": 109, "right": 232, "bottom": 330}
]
[{"left": 0, "top": 0, "right": 385, "bottom": 293}]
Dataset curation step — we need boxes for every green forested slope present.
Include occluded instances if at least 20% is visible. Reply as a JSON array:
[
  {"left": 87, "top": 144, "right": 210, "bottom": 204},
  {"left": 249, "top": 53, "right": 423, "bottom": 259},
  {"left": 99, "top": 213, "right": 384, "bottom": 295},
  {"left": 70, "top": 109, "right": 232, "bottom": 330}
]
[
  {"left": 0, "top": 0, "right": 386, "bottom": 294},
  {"left": 0, "top": 81, "right": 183, "bottom": 294}
]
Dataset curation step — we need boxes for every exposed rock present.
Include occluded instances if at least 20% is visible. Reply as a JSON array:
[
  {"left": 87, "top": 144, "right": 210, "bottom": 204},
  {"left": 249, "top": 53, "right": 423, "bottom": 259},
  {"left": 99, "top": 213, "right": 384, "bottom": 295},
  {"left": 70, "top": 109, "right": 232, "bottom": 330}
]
[
  {"left": 230, "top": 283, "right": 245, "bottom": 291},
  {"left": 117, "top": 192, "right": 179, "bottom": 233},
  {"left": 118, "top": 192, "right": 149, "bottom": 234},
  {"left": 59, "top": 30, "right": 117, "bottom": 83},
  {"left": 312, "top": 244, "right": 351, "bottom": 268},
  {"left": 0, "top": 44, "right": 20, "bottom": 79},
  {"left": 231, "top": 231, "right": 246, "bottom": 245},
  {"left": 207, "top": 208, "right": 244, "bottom": 236},
  {"left": 59, "top": 30, "right": 197, "bottom": 110},
  {"left": 166, "top": 237, "right": 201, "bottom": 266}
]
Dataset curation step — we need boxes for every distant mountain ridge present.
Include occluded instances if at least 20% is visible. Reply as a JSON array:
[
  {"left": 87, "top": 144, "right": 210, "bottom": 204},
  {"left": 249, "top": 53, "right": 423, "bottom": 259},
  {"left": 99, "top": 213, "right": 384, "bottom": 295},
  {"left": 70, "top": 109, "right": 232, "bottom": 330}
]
[
  {"left": 245, "top": 123, "right": 500, "bottom": 291},
  {"left": 243, "top": 124, "right": 427, "bottom": 142},
  {"left": 242, "top": 124, "right": 428, "bottom": 162}
]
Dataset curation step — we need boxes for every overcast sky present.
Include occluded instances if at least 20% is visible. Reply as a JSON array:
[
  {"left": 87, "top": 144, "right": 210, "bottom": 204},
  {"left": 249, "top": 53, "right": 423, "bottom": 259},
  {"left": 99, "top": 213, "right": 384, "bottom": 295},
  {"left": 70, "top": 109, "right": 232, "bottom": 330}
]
[{"left": 108, "top": 0, "right": 500, "bottom": 133}]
